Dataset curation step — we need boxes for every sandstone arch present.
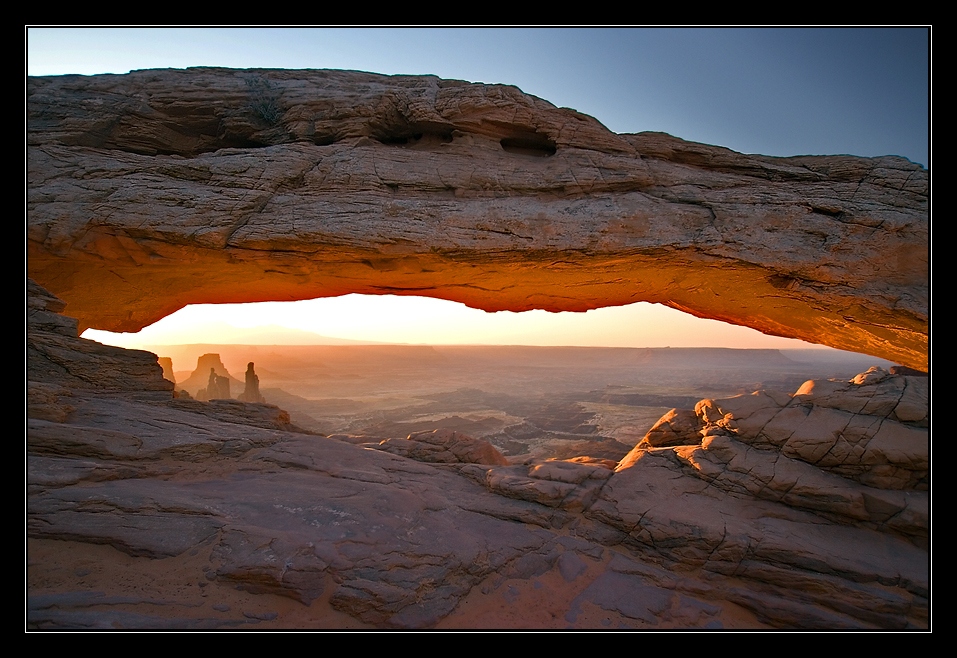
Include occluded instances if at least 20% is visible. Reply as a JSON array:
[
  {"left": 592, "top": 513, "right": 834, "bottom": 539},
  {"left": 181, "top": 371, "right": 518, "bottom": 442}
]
[{"left": 27, "top": 68, "right": 928, "bottom": 370}]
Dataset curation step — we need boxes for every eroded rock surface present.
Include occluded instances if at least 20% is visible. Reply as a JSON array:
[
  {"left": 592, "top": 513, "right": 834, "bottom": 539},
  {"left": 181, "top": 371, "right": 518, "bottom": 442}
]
[
  {"left": 27, "top": 68, "right": 927, "bottom": 369},
  {"left": 27, "top": 281, "right": 928, "bottom": 629},
  {"left": 374, "top": 428, "right": 509, "bottom": 466}
]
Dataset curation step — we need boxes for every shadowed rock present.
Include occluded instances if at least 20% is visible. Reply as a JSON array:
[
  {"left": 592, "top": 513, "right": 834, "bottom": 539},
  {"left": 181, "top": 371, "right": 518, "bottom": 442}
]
[
  {"left": 27, "top": 280, "right": 173, "bottom": 396},
  {"left": 156, "top": 357, "right": 174, "bottom": 382}
]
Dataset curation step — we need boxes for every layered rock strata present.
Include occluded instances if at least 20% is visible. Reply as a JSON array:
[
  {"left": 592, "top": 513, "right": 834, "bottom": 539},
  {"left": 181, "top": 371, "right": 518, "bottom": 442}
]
[
  {"left": 27, "top": 281, "right": 928, "bottom": 629},
  {"left": 27, "top": 68, "right": 928, "bottom": 369}
]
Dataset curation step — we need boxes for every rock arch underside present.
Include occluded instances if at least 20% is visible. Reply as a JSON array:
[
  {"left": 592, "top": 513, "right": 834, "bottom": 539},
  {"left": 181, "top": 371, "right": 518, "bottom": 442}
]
[
  {"left": 27, "top": 68, "right": 927, "bottom": 370},
  {"left": 28, "top": 69, "right": 930, "bottom": 630}
]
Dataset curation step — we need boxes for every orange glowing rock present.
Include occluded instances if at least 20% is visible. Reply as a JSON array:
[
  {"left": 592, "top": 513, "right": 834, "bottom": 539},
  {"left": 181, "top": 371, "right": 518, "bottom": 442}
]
[{"left": 27, "top": 69, "right": 928, "bottom": 369}]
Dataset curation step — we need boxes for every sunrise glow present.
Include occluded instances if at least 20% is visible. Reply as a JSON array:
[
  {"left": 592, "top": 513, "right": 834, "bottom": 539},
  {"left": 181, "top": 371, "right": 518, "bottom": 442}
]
[{"left": 81, "top": 294, "right": 825, "bottom": 350}]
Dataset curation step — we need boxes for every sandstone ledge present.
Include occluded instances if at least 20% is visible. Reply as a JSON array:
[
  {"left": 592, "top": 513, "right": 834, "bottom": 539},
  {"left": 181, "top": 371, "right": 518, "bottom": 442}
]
[{"left": 27, "top": 68, "right": 928, "bottom": 369}]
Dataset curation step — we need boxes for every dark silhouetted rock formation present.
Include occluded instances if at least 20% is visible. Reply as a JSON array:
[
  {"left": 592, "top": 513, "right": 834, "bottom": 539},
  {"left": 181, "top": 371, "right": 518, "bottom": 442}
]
[
  {"left": 199, "top": 368, "right": 231, "bottom": 401},
  {"left": 237, "top": 362, "right": 265, "bottom": 403},
  {"left": 158, "top": 357, "right": 175, "bottom": 384},
  {"left": 178, "top": 353, "right": 241, "bottom": 399}
]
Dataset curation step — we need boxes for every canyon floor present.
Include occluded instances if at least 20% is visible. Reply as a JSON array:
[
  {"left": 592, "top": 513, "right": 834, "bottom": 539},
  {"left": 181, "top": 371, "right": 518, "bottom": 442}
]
[{"left": 161, "top": 343, "right": 892, "bottom": 464}]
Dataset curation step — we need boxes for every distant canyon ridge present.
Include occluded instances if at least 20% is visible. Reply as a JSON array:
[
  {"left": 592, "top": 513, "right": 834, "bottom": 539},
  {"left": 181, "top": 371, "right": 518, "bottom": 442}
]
[{"left": 27, "top": 68, "right": 928, "bottom": 369}]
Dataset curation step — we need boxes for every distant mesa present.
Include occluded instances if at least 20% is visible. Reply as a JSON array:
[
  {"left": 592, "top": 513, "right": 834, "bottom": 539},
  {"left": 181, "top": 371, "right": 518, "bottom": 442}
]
[
  {"left": 172, "top": 354, "right": 267, "bottom": 403},
  {"left": 177, "top": 353, "right": 243, "bottom": 400}
]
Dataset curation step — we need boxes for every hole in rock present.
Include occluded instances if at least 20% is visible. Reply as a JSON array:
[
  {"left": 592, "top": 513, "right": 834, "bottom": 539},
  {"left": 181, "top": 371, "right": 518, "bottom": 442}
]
[
  {"left": 500, "top": 136, "right": 557, "bottom": 157},
  {"left": 373, "top": 122, "right": 454, "bottom": 147},
  {"left": 83, "top": 294, "right": 826, "bottom": 351},
  {"left": 81, "top": 295, "right": 885, "bottom": 461}
]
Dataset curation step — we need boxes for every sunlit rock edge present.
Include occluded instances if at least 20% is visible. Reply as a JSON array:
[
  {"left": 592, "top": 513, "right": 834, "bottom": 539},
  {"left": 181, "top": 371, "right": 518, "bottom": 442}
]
[{"left": 27, "top": 68, "right": 928, "bottom": 370}]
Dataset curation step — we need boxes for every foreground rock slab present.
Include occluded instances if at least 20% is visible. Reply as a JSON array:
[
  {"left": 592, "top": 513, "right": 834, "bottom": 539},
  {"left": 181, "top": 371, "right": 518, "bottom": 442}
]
[
  {"left": 27, "top": 68, "right": 927, "bottom": 368},
  {"left": 27, "top": 281, "right": 928, "bottom": 629}
]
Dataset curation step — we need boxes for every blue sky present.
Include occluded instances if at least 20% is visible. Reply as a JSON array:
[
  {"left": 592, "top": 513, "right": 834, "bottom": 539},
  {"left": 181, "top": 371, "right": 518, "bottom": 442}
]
[
  {"left": 27, "top": 27, "right": 929, "bottom": 166},
  {"left": 27, "top": 27, "right": 931, "bottom": 350}
]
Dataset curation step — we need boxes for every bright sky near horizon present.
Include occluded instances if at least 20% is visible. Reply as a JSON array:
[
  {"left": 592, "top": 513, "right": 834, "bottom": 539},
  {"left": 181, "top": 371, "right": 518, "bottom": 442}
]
[{"left": 27, "top": 27, "right": 930, "bottom": 351}]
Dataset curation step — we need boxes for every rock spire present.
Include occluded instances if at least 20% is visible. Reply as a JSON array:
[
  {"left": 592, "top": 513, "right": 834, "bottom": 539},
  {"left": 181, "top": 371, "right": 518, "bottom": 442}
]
[{"left": 238, "top": 362, "right": 265, "bottom": 403}]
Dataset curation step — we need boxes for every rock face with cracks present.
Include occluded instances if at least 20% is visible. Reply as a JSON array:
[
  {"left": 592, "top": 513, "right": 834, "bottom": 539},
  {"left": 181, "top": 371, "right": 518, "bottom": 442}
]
[
  {"left": 27, "top": 68, "right": 927, "bottom": 369},
  {"left": 27, "top": 281, "right": 928, "bottom": 629}
]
